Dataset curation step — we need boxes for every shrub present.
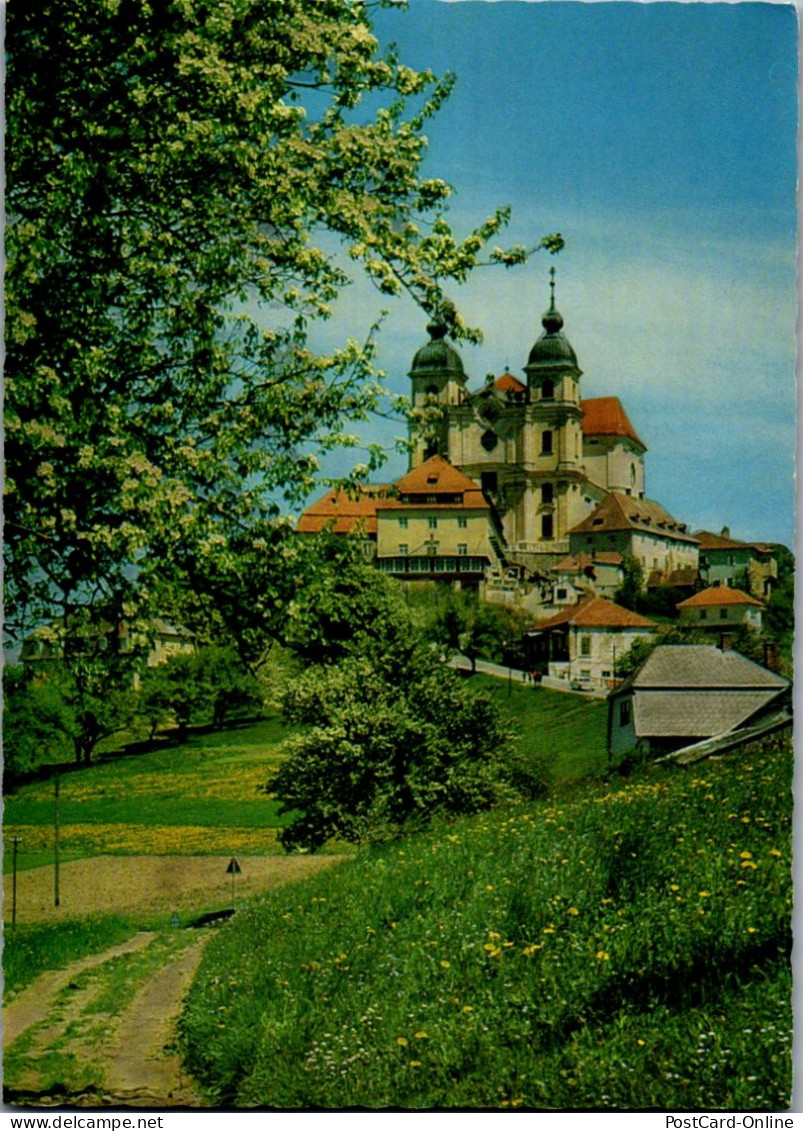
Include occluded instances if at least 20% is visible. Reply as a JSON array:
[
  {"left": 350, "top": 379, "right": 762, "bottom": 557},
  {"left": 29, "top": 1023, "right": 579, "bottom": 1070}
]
[{"left": 273, "top": 641, "right": 512, "bottom": 851}]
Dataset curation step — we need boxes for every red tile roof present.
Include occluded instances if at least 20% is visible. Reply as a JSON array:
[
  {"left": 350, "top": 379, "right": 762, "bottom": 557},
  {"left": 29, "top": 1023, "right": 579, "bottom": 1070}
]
[
  {"left": 535, "top": 595, "right": 658, "bottom": 630},
  {"left": 581, "top": 397, "right": 646, "bottom": 449},
  {"left": 553, "top": 552, "right": 595, "bottom": 572},
  {"left": 494, "top": 371, "right": 526, "bottom": 395},
  {"left": 694, "top": 530, "right": 774, "bottom": 555},
  {"left": 568, "top": 492, "right": 698, "bottom": 544},
  {"left": 391, "top": 454, "right": 481, "bottom": 496},
  {"left": 296, "top": 485, "right": 389, "bottom": 536},
  {"left": 677, "top": 585, "right": 764, "bottom": 609}
]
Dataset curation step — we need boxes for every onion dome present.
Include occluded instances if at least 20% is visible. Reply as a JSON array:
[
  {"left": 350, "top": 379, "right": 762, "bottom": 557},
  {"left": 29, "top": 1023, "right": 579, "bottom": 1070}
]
[
  {"left": 409, "top": 320, "right": 465, "bottom": 379},
  {"left": 525, "top": 270, "right": 579, "bottom": 373}
]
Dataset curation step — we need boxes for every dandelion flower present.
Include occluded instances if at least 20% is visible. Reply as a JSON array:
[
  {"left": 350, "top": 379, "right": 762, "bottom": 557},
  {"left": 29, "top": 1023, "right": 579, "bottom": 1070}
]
[
  {"left": 410, "top": 1061, "right": 421, "bottom": 1068},
  {"left": 568, "top": 907, "right": 579, "bottom": 916},
  {"left": 396, "top": 1037, "right": 408, "bottom": 1047},
  {"left": 415, "top": 1031, "right": 428, "bottom": 1040},
  {"left": 440, "top": 960, "right": 450, "bottom": 969},
  {"left": 596, "top": 950, "right": 610, "bottom": 961}
]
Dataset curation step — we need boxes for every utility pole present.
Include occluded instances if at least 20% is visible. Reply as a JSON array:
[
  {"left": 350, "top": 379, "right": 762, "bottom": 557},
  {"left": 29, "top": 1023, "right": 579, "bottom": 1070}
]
[
  {"left": 11, "top": 836, "right": 21, "bottom": 929},
  {"left": 54, "top": 770, "right": 61, "bottom": 908}
]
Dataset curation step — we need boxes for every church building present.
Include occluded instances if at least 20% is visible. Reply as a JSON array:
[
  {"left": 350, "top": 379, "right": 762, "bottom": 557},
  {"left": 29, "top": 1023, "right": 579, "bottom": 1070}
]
[{"left": 408, "top": 271, "right": 651, "bottom": 574}]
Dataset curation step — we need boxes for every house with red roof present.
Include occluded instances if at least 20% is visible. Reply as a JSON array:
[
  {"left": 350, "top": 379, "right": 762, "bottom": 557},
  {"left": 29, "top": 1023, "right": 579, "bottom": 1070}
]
[
  {"left": 676, "top": 585, "right": 765, "bottom": 633},
  {"left": 694, "top": 528, "right": 778, "bottom": 599},
  {"left": 525, "top": 595, "right": 658, "bottom": 692},
  {"left": 297, "top": 456, "right": 507, "bottom": 587},
  {"left": 568, "top": 491, "right": 699, "bottom": 579},
  {"left": 295, "top": 483, "right": 390, "bottom": 559},
  {"left": 550, "top": 550, "right": 624, "bottom": 605}
]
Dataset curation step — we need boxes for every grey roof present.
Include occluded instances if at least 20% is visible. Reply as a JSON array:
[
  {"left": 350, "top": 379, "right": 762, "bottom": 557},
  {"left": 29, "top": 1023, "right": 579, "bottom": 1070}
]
[
  {"left": 410, "top": 322, "right": 465, "bottom": 378},
  {"left": 625, "top": 645, "right": 788, "bottom": 691},
  {"left": 633, "top": 689, "right": 784, "bottom": 738}
]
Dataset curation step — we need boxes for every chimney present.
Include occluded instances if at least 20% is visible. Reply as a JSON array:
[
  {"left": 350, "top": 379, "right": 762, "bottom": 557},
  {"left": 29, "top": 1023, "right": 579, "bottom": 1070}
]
[{"left": 721, "top": 525, "right": 730, "bottom": 538}]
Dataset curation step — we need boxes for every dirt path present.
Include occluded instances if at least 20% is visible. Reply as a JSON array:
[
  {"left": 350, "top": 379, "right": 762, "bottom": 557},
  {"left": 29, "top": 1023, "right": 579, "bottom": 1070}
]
[
  {"left": 4, "top": 932, "right": 212, "bottom": 1108},
  {"left": 95, "top": 935, "right": 211, "bottom": 1108},
  {"left": 4, "top": 853, "right": 347, "bottom": 1108},
  {"left": 3, "top": 933, "right": 156, "bottom": 1048}
]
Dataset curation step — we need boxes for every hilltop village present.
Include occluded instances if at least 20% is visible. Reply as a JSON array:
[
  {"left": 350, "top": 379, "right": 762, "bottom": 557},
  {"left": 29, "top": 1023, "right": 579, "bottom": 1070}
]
[{"left": 299, "top": 277, "right": 785, "bottom": 716}]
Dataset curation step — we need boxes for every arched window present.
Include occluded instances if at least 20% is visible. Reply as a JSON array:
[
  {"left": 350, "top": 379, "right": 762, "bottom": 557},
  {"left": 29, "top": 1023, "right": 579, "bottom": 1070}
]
[
  {"left": 630, "top": 462, "right": 637, "bottom": 485},
  {"left": 541, "top": 482, "right": 554, "bottom": 504},
  {"left": 541, "top": 429, "right": 553, "bottom": 455},
  {"left": 541, "top": 514, "right": 553, "bottom": 540}
]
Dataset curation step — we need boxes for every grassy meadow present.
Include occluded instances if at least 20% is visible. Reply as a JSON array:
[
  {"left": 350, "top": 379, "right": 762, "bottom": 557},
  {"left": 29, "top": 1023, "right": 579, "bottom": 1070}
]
[
  {"left": 3, "top": 683, "right": 605, "bottom": 875},
  {"left": 179, "top": 738, "right": 793, "bottom": 1110}
]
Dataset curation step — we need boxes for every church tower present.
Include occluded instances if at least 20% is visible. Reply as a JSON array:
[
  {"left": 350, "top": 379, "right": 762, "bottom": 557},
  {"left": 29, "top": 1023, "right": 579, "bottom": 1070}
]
[
  {"left": 408, "top": 319, "right": 467, "bottom": 467},
  {"left": 520, "top": 268, "right": 590, "bottom": 552}
]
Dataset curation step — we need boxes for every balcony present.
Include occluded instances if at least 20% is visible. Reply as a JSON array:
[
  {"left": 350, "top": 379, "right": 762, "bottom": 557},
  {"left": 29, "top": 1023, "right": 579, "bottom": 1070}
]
[{"left": 513, "top": 540, "right": 570, "bottom": 555}]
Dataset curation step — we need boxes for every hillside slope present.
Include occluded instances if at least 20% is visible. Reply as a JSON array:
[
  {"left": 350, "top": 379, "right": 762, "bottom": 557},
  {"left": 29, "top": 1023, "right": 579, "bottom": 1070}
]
[{"left": 180, "top": 739, "right": 792, "bottom": 1110}]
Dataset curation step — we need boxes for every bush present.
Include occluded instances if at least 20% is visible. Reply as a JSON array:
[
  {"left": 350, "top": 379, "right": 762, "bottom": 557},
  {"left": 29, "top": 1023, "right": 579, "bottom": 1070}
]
[{"left": 273, "top": 640, "right": 512, "bottom": 851}]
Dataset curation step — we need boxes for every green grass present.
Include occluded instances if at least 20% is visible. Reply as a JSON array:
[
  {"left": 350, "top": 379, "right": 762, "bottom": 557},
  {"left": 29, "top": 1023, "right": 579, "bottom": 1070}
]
[
  {"left": 474, "top": 676, "right": 610, "bottom": 783},
  {"left": 3, "top": 916, "right": 144, "bottom": 1000},
  {"left": 4, "top": 713, "right": 295, "bottom": 869},
  {"left": 4, "top": 690, "right": 607, "bottom": 870},
  {"left": 180, "top": 739, "right": 793, "bottom": 1110}
]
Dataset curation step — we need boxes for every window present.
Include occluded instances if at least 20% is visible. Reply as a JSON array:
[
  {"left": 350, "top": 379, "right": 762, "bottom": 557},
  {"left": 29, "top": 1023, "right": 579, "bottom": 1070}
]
[
  {"left": 619, "top": 699, "right": 631, "bottom": 726},
  {"left": 580, "top": 635, "right": 591, "bottom": 657},
  {"left": 428, "top": 517, "right": 438, "bottom": 529},
  {"left": 458, "top": 544, "right": 468, "bottom": 556},
  {"left": 700, "top": 609, "right": 707, "bottom": 620},
  {"left": 541, "top": 514, "right": 553, "bottom": 540},
  {"left": 458, "top": 516, "right": 468, "bottom": 528},
  {"left": 398, "top": 516, "right": 408, "bottom": 528},
  {"left": 541, "top": 482, "right": 554, "bottom": 505},
  {"left": 425, "top": 384, "right": 438, "bottom": 397},
  {"left": 721, "top": 608, "right": 728, "bottom": 619},
  {"left": 426, "top": 542, "right": 437, "bottom": 556},
  {"left": 398, "top": 544, "right": 408, "bottom": 555},
  {"left": 541, "top": 429, "right": 553, "bottom": 455},
  {"left": 557, "top": 588, "right": 567, "bottom": 600},
  {"left": 542, "top": 379, "right": 555, "bottom": 399}
]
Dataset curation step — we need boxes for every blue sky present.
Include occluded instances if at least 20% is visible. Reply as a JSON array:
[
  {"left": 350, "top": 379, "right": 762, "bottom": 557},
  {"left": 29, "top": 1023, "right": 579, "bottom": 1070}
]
[{"left": 306, "top": 1, "right": 798, "bottom": 548}]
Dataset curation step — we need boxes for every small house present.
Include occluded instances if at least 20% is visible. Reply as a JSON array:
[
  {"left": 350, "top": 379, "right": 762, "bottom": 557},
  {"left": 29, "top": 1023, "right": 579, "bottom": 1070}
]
[
  {"left": 608, "top": 644, "right": 789, "bottom": 759},
  {"left": 676, "top": 585, "right": 764, "bottom": 633},
  {"left": 527, "top": 595, "right": 658, "bottom": 692}
]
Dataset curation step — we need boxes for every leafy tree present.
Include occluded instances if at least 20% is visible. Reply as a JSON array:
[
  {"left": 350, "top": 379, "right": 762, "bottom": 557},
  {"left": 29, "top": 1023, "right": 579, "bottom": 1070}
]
[
  {"left": 273, "top": 641, "right": 511, "bottom": 852},
  {"left": 6, "top": 0, "right": 562, "bottom": 668},
  {"left": 5, "top": 652, "right": 139, "bottom": 767},
  {"left": 764, "top": 546, "right": 794, "bottom": 662},
  {"left": 430, "top": 592, "right": 520, "bottom": 672},
  {"left": 137, "top": 645, "right": 264, "bottom": 738},
  {"left": 2, "top": 665, "right": 77, "bottom": 780},
  {"left": 614, "top": 552, "right": 644, "bottom": 611},
  {"left": 281, "top": 543, "right": 411, "bottom": 665}
]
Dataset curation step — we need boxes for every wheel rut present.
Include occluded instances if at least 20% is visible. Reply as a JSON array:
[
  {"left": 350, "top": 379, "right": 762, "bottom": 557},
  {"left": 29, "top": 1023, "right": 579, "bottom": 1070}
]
[{"left": 4, "top": 932, "right": 212, "bottom": 1108}]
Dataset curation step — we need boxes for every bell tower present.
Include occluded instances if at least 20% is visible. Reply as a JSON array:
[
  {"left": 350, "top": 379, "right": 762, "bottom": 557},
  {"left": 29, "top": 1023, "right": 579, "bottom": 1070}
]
[{"left": 408, "top": 319, "right": 467, "bottom": 467}]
